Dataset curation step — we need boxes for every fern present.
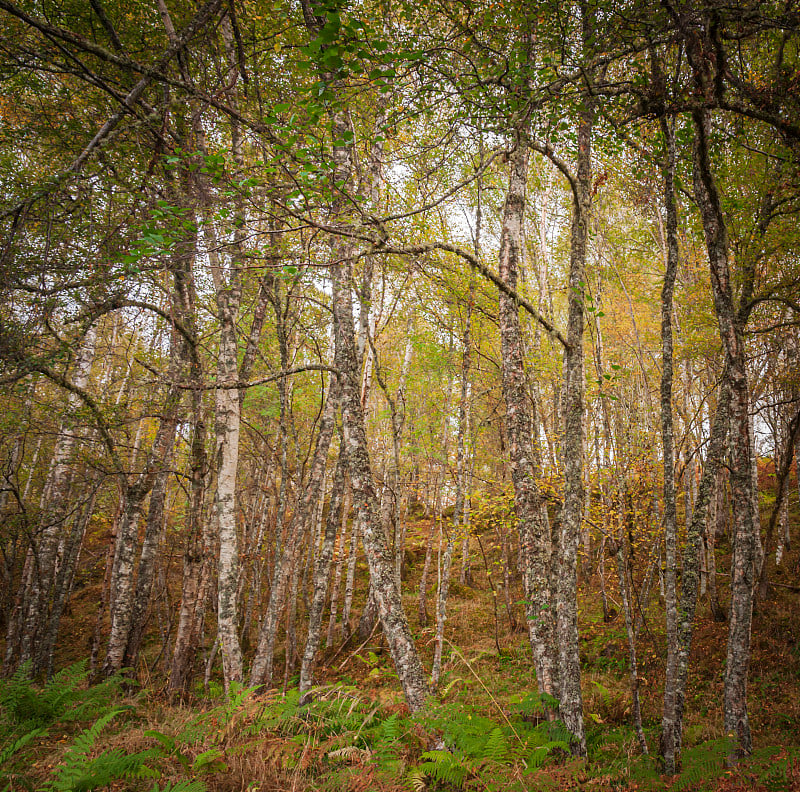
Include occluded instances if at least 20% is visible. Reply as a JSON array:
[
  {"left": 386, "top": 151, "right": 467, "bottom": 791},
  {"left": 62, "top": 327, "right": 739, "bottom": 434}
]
[
  {"left": 42, "top": 710, "right": 159, "bottom": 792},
  {"left": 418, "top": 749, "right": 472, "bottom": 788},
  {"left": 0, "top": 726, "right": 47, "bottom": 791},
  {"left": 327, "top": 744, "right": 371, "bottom": 763},
  {"left": 0, "top": 726, "right": 46, "bottom": 765},
  {"left": 150, "top": 782, "right": 208, "bottom": 792},
  {"left": 756, "top": 747, "right": 800, "bottom": 791},
  {"left": 674, "top": 738, "right": 730, "bottom": 790},
  {"left": 516, "top": 691, "right": 559, "bottom": 721},
  {"left": 482, "top": 728, "right": 508, "bottom": 765},
  {"left": 406, "top": 767, "right": 426, "bottom": 792},
  {"left": 0, "top": 661, "right": 123, "bottom": 732},
  {"left": 379, "top": 713, "right": 401, "bottom": 743}
]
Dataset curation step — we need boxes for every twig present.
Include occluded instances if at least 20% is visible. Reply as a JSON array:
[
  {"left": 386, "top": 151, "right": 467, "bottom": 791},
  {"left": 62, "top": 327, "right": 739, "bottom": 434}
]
[
  {"left": 335, "top": 619, "right": 380, "bottom": 672},
  {"left": 443, "top": 638, "right": 525, "bottom": 751}
]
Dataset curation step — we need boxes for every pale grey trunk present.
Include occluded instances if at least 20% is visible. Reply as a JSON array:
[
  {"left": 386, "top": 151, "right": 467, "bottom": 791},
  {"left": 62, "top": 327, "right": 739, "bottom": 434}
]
[
  {"left": 168, "top": 388, "right": 209, "bottom": 695},
  {"left": 249, "top": 378, "right": 339, "bottom": 687},
  {"left": 8, "top": 324, "right": 97, "bottom": 675},
  {"left": 498, "top": 137, "right": 557, "bottom": 698},
  {"left": 420, "top": 338, "right": 453, "bottom": 631},
  {"left": 331, "top": 250, "right": 430, "bottom": 712},
  {"left": 241, "top": 466, "right": 271, "bottom": 650},
  {"left": 326, "top": 484, "right": 351, "bottom": 647},
  {"left": 614, "top": 541, "right": 647, "bottom": 754},
  {"left": 41, "top": 479, "right": 99, "bottom": 678},
  {"left": 706, "top": 475, "right": 725, "bottom": 622},
  {"left": 103, "top": 338, "right": 183, "bottom": 678},
  {"left": 300, "top": 448, "right": 347, "bottom": 701},
  {"left": 213, "top": 286, "right": 244, "bottom": 688},
  {"left": 123, "top": 435, "right": 175, "bottom": 670},
  {"left": 268, "top": 273, "right": 292, "bottom": 578},
  {"left": 431, "top": 525, "right": 454, "bottom": 688},
  {"left": 283, "top": 544, "right": 301, "bottom": 688},
  {"left": 556, "top": 93, "right": 592, "bottom": 756},
  {"left": 669, "top": 376, "right": 732, "bottom": 770},
  {"left": 341, "top": 505, "right": 359, "bottom": 641},
  {"left": 389, "top": 321, "right": 414, "bottom": 586},
  {"left": 298, "top": 2, "right": 429, "bottom": 707},
  {"left": 658, "top": 113, "right": 682, "bottom": 774},
  {"left": 206, "top": 163, "right": 246, "bottom": 687},
  {"left": 461, "top": 452, "right": 477, "bottom": 587},
  {"left": 757, "top": 408, "right": 800, "bottom": 600},
  {"left": 432, "top": 275, "right": 473, "bottom": 686},
  {"left": 417, "top": 507, "right": 436, "bottom": 628},
  {"left": 693, "top": 108, "right": 757, "bottom": 761}
]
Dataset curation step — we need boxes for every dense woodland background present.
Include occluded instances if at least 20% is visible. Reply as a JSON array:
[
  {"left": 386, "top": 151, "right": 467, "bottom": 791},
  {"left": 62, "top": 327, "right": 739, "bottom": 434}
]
[{"left": 1, "top": 0, "right": 800, "bottom": 789}]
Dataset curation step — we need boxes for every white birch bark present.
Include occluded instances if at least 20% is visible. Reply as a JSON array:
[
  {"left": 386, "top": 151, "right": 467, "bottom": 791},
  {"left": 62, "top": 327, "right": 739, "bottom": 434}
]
[{"left": 7, "top": 324, "right": 97, "bottom": 674}]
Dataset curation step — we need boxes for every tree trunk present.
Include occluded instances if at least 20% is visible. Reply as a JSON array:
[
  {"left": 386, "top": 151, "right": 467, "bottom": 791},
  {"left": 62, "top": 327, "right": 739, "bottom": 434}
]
[
  {"left": 497, "top": 136, "right": 558, "bottom": 698},
  {"left": 693, "top": 107, "right": 758, "bottom": 761},
  {"left": 326, "top": 482, "right": 351, "bottom": 648},
  {"left": 331, "top": 248, "right": 430, "bottom": 712},
  {"left": 432, "top": 273, "right": 473, "bottom": 686},
  {"left": 6, "top": 324, "right": 97, "bottom": 676},
  {"left": 341, "top": 505, "right": 359, "bottom": 642},
  {"left": 249, "top": 378, "right": 339, "bottom": 687},
  {"left": 300, "top": 447, "right": 347, "bottom": 702},
  {"left": 211, "top": 266, "right": 244, "bottom": 689},
  {"left": 41, "top": 478, "right": 100, "bottom": 678},
  {"left": 669, "top": 375, "right": 732, "bottom": 770},
  {"left": 658, "top": 111, "right": 682, "bottom": 775},
  {"left": 123, "top": 436, "right": 175, "bottom": 670},
  {"left": 706, "top": 476, "right": 726, "bottom": 622},
  {"left": 757, "top": 408, "right": 800, "bottom": 600},
  {"left": 418, "top": 515, "right": 436, "bottom": 628},
  {"left": 103, "top": 318, "right": 185, "bottom": 678},
  {"left": 168, "top": 390, "right": 210, "bottom": 694},
  {"left": 295, "top": 4, "right": 429, "bottom": 709},
  {"left": 556, "top": 85, "right": 593, "bottom": 757}
]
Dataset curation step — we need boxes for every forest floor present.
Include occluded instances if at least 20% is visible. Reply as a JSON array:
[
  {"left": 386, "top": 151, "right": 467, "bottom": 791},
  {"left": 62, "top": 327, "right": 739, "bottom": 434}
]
[{"left": 2, "top": 483, "right": 800, "bottom": 791}]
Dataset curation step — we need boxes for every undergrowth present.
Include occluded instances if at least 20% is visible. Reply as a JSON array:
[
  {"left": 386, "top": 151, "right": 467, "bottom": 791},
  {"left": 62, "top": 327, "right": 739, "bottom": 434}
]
[{"left": 2, "top": 662, "right": 798, "bottom": 791}]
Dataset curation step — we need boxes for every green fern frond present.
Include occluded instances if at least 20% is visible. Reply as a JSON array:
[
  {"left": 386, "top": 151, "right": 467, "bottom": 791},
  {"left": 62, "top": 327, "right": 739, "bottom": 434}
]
[
  {"left": 150, "top": 781, "right": 208, "bottom": 792},
  {"left": 482, "top": 728, "right": 508, "bottom": 764},
  {"left": 674, "top": 738, "right": 729, "bottom": 790},
  {"left": 0, "top": 660, "right": 123, "bottom": 731},
  {"left": 379, "top": 713, "right": 401, "bottom": 743},
  {"left": 47, "top": 746, "right": 160, "bottom": 792},
  {"left": 438, "top": 676, "right": 463, "bottom": 700},
  {"left": 0, "top": 726, "right": 46, "bottom": 765},
  {"left": 64, "top": 709, "right": 120, "bottom": 758},
  {"left": 418, "top": 749, "right": 472, "bottom": 787},
  {"left": 144, "top": 729, "right": 177, "bottom": 755},
  {"left": 517, "top": 691, "right": 559, "bottom": 720},
  {"left": 525, "top": 740, "right": 569, "bottom": 770},
  {"left": 40, "top": 708, "right": 161, "bottom": 792}
]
